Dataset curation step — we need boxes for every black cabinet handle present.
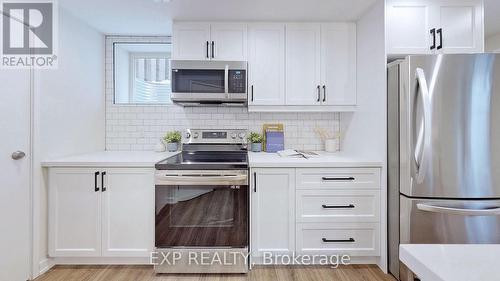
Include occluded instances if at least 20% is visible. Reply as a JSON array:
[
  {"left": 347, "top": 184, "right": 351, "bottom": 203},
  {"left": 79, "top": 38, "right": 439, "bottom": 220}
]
[
  {"left": 322, "top": 85, "right": 326, "bottom": 102},
  {"left": 322, "top": 204, "right": 355, "bottom": 209},
  {"left": 94, "top": 171, "right": 100, "bottom": 192},
  {"left": 321, "top": 176, "right": 355, "bottom": 181},
  {"left": 430, "top": 28, "right": 436, "bottom": 50},
  {"left": 253, "top": 172, "right": 257, "bottom": 193},
  {"left": 437, "top": 28, "right": 442, "bottom": 50},
  {"left": 206, "top": 41, "right": 209, "bottom": 59},
  {"left": 316, "top": 85, "right": 320, "bottom": 102},
  {"left": 101, "top": 171, "right": 106, "bottom": 192},
  {"left": 211, "top": 41, "right": 215, "bottom": 58},
  {"left": 251, "top": 85, "right": 254, "bottom": 102},
  {"left": 322, "top": 238, "right": 355, "bottom": 243}
]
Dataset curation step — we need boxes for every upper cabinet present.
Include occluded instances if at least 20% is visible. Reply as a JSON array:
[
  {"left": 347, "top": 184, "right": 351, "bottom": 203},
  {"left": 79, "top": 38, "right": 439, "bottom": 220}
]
[
  {"left": 172, "top": 22, "right": 247, "bottom": 61},
  {"left": 247, "top": 24, "right": 286, "bottom": 106},
  {"left": 172, "top": 21, "right": 357, "bottom": 112},
  {"left": 387, "top": 0, "right": 484, "bottom": 55},
  {"left": 285, "top": 24, "right": 321, "bottom": 106}
]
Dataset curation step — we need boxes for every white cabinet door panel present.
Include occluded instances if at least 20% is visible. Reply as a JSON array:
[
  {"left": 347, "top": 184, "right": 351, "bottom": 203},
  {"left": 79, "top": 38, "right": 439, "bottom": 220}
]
[
  {"left": 248, "top": 24, "right": 285, "bottom": 105},
  {"left": 251, "top": 168, "right": 295, "bottom": 258},
  {"left": 386, "top": 2, "right": 433, "bottom": 54},
  {"left": 320, "top": 23, "right": 356, "bottom": 105},
  {"left": 285, "top": 24, "right": 321, "bottom": 105},
  {"left": 211, "top": 23, "right": 247, "bottom": 60},
  {"left": 436, "top": 1, "right": 483, "bottom": 53},
  {"left": 172, "top": 23, "right": 211, "bottom": 60},
  {"left": 49, "top": 168, "right": 101, "bottom": 257},
  {"left": 102, "top": 168, "right": 154, "bottom": 257}
]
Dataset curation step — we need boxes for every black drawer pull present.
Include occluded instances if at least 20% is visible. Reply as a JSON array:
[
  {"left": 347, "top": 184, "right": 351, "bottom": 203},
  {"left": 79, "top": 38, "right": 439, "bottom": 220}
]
[
  {"left": 101, "top": 171, "right": 107, "bottom": 192},
  {"left": 321, "top": 176, "right": 355, "bottom": 181},
  {"left": 322, "top": 204, "right": 355, "bottom": 209},
  {"left": 322, "top": 238, "right": 355, "bottom": 243}
]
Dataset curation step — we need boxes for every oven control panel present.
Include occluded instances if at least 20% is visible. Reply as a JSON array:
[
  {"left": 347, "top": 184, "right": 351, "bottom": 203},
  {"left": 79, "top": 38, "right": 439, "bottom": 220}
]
[{"left": 184, "top": 129, "right": 247, "bottom": 144}]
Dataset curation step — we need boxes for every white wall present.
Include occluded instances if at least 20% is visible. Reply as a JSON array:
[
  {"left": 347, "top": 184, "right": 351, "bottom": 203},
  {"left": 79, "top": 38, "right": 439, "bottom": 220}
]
[
  {"left": 486, "top": 33, "right": 500, "bottom": 52},
  {"left": 342, "top": 0, "right": 387, "bottom": 271},
  {"left": 32, "top": 7, "right": 105, "bottom": 277}
]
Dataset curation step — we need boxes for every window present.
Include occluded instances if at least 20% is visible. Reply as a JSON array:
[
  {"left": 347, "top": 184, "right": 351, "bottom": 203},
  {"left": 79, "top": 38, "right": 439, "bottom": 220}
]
[{"left": 113, "top": 43, "right": 172, "bottom": 104}]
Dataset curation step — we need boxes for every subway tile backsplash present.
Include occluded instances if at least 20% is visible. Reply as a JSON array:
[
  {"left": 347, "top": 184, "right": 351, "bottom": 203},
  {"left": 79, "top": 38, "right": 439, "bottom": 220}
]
[{"left": 105, "top": 36, "right": 340, "bottom": 151}]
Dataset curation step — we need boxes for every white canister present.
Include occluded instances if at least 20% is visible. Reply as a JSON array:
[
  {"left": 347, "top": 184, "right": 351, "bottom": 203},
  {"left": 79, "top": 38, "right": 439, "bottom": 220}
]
[{"left": 324, "top": 139, "right": 338, "bottom": 152}]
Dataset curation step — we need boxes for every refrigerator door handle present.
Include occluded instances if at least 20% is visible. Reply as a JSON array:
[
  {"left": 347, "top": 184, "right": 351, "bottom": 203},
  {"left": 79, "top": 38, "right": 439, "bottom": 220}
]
[
  {"left": 413, "top": 68, "right": 431, "bottom": 184},
  {"left": 417, "top": 203, "right": 500, "bottom": 216}
]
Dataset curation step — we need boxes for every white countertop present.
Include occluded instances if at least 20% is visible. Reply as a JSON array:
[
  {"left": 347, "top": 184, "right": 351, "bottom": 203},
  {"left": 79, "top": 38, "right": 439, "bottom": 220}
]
[
  {"left": 41, "top": 151, "right": 178, "bottom": 168},
  {"left": 42, "top": 150, "right": 382, "bottom": 168},
  {"left": 248, "top": 151, "right": 382, "bottom": 168},
  {"left": 400, "top": 244, "right": 500, "bottom": 281}
]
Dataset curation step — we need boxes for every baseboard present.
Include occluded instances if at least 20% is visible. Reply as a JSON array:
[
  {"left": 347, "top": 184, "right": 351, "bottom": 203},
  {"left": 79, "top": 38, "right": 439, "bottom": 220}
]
[
  {"left": 51, "top": 257, "right": 151, "bottom": 265},
  {"left": 250, "top": 256, "right": 379, "bottom": 266},
  {"left": 38, "top": 258, "right": 55, "bottom": 276}
]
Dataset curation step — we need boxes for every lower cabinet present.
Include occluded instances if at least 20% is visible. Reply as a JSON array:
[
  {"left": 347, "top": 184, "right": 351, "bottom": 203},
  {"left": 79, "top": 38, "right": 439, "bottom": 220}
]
[
  {"left": 250, "top": 167, "right": 382, "bottom": 263},
  {"left": 251, "top": 168, "right": 295, "bottom": 258},
  {"left": 48, "top": 167, "right": 154, "bottom": 258}
]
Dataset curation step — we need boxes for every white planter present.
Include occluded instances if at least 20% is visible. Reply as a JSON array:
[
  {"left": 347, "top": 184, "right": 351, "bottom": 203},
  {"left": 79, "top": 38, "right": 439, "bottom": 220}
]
[
  {"left": 251, "top": 143, "right": 262, "bottom": 152},
  {"left": 166, "top": 142, "right": 178, "bottom": 152}
]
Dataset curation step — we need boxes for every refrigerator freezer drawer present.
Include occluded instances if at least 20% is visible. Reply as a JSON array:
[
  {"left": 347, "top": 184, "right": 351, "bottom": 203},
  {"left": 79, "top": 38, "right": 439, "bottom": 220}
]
[{"left": 400, "top": 196, "right": 500, "bottom": 244}]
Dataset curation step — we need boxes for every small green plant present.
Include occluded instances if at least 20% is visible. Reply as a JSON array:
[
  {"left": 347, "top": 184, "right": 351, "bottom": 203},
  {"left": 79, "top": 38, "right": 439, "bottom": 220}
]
[
  {"left": 163, "top": 131, "right": 182, "bottom": 143},
  {"left": 248, "top": 132, "right": 264, "bottom": 143}
]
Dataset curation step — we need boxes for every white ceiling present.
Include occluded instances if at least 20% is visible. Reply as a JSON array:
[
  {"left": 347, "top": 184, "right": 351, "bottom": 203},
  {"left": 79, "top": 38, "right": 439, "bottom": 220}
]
[
  {"left": 485, "top": 0, "right": 500, "bottom": 37},
  {"left": 59, "top": 0, "right": 378, "bottom": 35}
]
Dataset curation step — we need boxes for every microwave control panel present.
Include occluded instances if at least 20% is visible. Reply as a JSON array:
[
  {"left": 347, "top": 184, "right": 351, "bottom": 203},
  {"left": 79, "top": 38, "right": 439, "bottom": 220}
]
[{"left": 228, "top": 70, "right": 246, "bottom": 93}]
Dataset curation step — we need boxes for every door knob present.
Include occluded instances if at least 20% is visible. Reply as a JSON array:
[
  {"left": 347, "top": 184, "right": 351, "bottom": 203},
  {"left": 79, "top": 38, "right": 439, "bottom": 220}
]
[{"left": 11, "top": 151, "right": 26, "bottom": 160}]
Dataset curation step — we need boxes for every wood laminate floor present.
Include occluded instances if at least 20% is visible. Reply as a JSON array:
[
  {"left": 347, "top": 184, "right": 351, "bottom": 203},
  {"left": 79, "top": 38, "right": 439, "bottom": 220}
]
[{"left": 35, "top": 265, "right": 396, "bottom": 281}]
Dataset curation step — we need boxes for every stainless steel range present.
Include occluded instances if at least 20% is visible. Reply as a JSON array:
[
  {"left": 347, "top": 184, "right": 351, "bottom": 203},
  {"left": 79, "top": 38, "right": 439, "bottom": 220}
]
[{"left": 154, "top": 129, "right": 249, "bottom": 274}]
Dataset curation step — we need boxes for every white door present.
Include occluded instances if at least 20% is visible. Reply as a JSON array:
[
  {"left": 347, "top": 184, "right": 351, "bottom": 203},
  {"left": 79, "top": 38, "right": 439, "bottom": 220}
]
[
  {"left": 386, "top": 1, "right": 434, "bottom": 54},
  {"left": 172, "top": 23, "right": 211, "bottom": 60},
  {"left": 210, "top": 23, "right": 247, "bottom": 60},
  {"left": 101, "top": 168, "right": 154, "bottom": 257},
  {"left": 435, "top": 0, "right": 483, "bottom": 53},
  {"left": 0, "top": 67, "right": 32, "bottom": 280},
  {"left": 285, "top": 23, "right": 321, "bottom": 105},
  {"left": 320, "top": 23, "right": 357, "bottom": 106},
  {"left": 49, "top": 168, "right": 101, "bottom": 257},
  {"left": 248, "top": 24, "right": 285, "bottom": 106},
  {"left": 251, "top": 168, "right": 295, "bottom": 259}
]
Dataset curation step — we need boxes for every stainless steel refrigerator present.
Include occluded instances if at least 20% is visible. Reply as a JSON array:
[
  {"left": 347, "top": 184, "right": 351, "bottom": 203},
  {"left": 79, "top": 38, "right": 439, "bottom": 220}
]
[{"left": 388, "top": 54, "right": 500, "bottom": 281}]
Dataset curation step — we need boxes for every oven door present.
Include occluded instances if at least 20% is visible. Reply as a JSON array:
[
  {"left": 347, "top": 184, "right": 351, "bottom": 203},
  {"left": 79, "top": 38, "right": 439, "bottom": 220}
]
[{"left": 155, "top": 170, "right": 248, "bottom": 248}]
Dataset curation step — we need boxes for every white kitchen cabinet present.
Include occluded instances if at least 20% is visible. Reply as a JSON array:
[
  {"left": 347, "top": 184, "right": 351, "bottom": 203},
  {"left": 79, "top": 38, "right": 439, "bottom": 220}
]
[
  {"left": 436, "top": 1, "right": 483, "bottom": 53},
  {"left": 172, "top": 22, "right": 247, "bottom": 61},
  {"left": 49, "top": 167, "right": 154, "bottom": 258},
  {"left": 386, "top": 0, "right": 483, "bottom": 55},
  {"left": 101, "top": 168, "right": 154, "bottom": 257},
  {"left": 172, "top": 23, "right": 211, "bottom": 60},
  {"left": 285, "top": 24, "right": 321, "bottom": 106},
  {"left": 48, "top": 168, "right": 101, "bottom": 257},
  {"left": 320, "top": 23, "right": 357, "bottom": 106},
  {"left": 251, "top": 168, "right": 295, "bottom": 258},
  {"left": 211, "top": 23, "right": 247, "bottom": 60},
  {"left": 247, "top": 24, "right": 286, "bottom": 106}
]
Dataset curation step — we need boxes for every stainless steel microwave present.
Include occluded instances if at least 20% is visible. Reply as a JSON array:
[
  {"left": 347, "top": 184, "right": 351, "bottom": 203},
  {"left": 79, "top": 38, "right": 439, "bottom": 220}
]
[{"left": 170, "top": 60, "right": 247, "bottom": 106}]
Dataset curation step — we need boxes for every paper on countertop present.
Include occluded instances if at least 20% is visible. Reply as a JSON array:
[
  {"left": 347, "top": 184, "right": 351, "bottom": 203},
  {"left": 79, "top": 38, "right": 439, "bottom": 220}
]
[{"left": 277, "top": 149, "right": 319, "bottom": 159}]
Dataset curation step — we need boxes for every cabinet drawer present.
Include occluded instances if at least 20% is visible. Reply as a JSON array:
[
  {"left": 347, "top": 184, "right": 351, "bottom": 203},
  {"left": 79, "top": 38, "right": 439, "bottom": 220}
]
[
  {"left": 296, "top": 168, "right": 380, "bottom": 190},
  {"left": 296, "top": 190, "right": 380, "bottom": 223},
  {"left": 296, "top": 223, "right": 380, "bottom": 256}
]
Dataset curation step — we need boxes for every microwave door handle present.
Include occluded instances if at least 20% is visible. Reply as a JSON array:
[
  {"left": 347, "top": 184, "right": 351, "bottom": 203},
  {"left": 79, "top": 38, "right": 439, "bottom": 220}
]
[{"left": 224, "top": 64, "right": 229, "bottom": 97}]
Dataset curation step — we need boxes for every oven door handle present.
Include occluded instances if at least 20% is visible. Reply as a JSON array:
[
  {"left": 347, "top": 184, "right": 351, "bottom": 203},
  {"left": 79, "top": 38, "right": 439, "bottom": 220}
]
[{"left": 160, "top": 174, "right": 247, "bottom": 183}]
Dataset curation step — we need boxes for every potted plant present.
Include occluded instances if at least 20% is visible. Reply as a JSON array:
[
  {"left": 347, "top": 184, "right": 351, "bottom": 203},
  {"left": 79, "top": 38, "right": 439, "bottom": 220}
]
[
  {"left": 248, "top": 132, "right": 264, "bottom": 152},
  {"left": 163, "top": 131, "right": 182, "bottom": 152}
]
